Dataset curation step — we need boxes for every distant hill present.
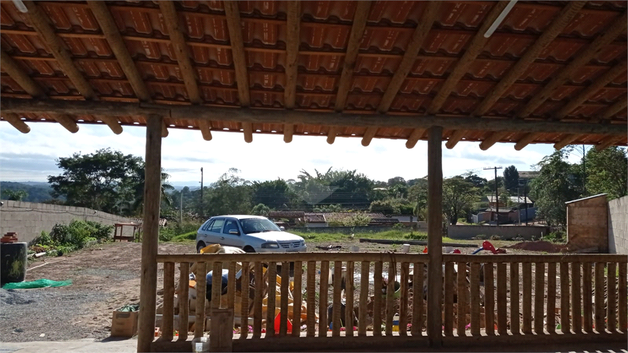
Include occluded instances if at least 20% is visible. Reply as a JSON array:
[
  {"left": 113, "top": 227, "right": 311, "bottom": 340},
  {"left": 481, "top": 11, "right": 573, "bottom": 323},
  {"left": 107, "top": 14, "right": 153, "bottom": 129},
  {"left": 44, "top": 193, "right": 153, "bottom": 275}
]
[{"left": 0, "top": 181, "right": 62, "bottom": 203}]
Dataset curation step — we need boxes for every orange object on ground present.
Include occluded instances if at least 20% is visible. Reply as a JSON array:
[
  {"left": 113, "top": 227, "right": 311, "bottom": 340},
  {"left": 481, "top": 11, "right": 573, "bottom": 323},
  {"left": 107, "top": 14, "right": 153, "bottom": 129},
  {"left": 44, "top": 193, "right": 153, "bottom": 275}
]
[
  {"left": 1, "top": 232, "right": 18, "bottom": 243},
  {"left": 273, "top": 312, "right": 292, "bottom": 334}
]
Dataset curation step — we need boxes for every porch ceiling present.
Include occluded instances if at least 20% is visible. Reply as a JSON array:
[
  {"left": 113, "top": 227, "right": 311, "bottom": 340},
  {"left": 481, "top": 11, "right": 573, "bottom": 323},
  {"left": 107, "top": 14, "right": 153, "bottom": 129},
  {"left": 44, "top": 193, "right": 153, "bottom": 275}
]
[{"left": 0, "top": 1, "right": 626, "bottom": 150}]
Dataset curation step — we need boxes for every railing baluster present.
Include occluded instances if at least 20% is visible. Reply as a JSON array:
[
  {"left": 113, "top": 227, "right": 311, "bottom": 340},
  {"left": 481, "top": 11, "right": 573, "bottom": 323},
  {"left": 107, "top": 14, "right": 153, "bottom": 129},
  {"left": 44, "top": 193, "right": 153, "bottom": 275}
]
[
  {"left": 307, "top": 261, "right": 316, "bottom": 337},
  {"left": 195, "top": 261, "right": 207, "bottom": 338},
  {"left": 607, "top": 262, "right": 617, "bottom": 333},
  {"left": 345, "top": 261, "right": 355, "bottom": 337},
  {"left": 280, "top": 262, "right": 290, "bottom": 336},
  {"left": 485, "top": 263, "right": 495, "bottom": 336},
  {"left": 546, "top": 262, "right": 556, "bottom": 334},
  {"left": 267, "top": 262, "right": 277, "bottom": 336},
  {"left": 332, "top": 261, "right": 342, "bottom": 337},
  {"left": 253, "top": 262, "right": 263, "bottom": 338},
  {"left": 412, "top": 262, "right": 424, "bottom": 337},
  {"left": 470, "top": 262, "right": 480, "bottom": 336},
  {"left": 497, "top": 263, "right": 507, "bottom": 336},
  {"left": 292, "top": 261, "right": 303, "bottom": 338},
  {"left": 385, "top": 261, "right": 396, "bottom": 337},
  {"left": 522, "top": 262, "right": 532, "bottom": 334},
  {"left": 560, "top": 262, "right": 570, "bottom": 333},
  {"left": 444, "top": 261, "right": 454, "bottom": 336},
  {"left": 399, "top": 262, "right": 409, "bottom": 337},
  {"left": 359, "top": 261, "right": 369, "bottom": 337},
  {"left": 227, "top": 262, "right": 236, "bottom": 308},
  {"left": 373, "top": 261, "right": 383, "bottom": 337},
  {"left": 582, "top": 262, "right": 593, "bottom": 333},
  {"left": 510, "top": 262, "right": 520, "bottom": 335},
  {"left": 179, "top": 262, "right": 190, "bottom": 341},
  {"left": 319, "top": 261, "right": 329, "bottom": 337},
  {"left": 162, "top": 262, "right": 175, "bottom": 340},
  {"left": 572, "top": 262, "right": 581, "bottom": 334},
  {"left": 618, "top": 261, "right": 627, "bottom": 333},
  {"left": 240, "top": 262, "right": 250, "bottom": 340},
  {"left": 534, "top": 262, "right": 545, "bottom": 335},
  {"left": 211, "top": 262, "right": 222, "bottom": 311},
  {"left": 594, "top": 262, "right": 605, "bottom": 332},
  {"left": 458, "top": 261, "right": 468, "bottom": 337}
]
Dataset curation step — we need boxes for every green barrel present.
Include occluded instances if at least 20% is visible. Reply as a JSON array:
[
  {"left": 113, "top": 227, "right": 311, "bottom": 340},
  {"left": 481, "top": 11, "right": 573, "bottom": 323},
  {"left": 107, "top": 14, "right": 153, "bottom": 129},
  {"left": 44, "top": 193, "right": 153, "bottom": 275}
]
[{"left": 1, "top": 242, "right": 27, "bottom": 286}]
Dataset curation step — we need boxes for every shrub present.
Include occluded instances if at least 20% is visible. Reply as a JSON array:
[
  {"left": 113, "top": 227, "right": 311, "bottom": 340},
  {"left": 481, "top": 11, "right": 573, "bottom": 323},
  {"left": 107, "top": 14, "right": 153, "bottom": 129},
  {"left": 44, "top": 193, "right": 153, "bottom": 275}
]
[
  {"left": 159, "top": 227, "right": 176, "bottom": 242},
  {"left": 473, "top": 234, "right": 488, "bottom": 240},
  {"left": 543, "top": 231, "right": 565, "bottom": 243},
  {"left": 490, "top": 235, "right": 501, "bottom": 240},
  {"left": 85, "top": 220, "right": 113, "bottom": 242}
]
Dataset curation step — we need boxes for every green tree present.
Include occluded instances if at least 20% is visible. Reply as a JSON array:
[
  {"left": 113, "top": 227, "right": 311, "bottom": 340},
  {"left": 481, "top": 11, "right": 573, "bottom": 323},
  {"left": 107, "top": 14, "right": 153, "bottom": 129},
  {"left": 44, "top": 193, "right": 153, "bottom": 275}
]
[
  {"left": 203, "top": 168, "right": 252, "bottom": 216},
  {"left": 585, "top": 147, "right": 627, "bottom": 200},
  {"left": 250, "top": 203, "right": 271, "bottom": 216},
  {"left": 503, "top": 165, "right": 519, "bottom": 193},
  {"left": 251, "top": 179, "right": 297, "bottom": 210},
  {"left": 4, "top": 189, "right": 28, "bottom": 201},
  {"left": 291, "top": 168, "right": 374, "bottom": 210},
  {"left": 443, "top": 176, "right": 478, "bottom": 225},
  {"left": 408, "top": 179, "right": 428, "bottom": 220}
]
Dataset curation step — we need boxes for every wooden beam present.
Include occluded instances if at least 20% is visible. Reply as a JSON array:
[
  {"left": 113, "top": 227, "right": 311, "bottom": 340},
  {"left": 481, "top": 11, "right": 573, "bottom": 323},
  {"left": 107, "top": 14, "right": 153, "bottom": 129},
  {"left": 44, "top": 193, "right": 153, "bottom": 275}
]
[
  {"left": 88, "top": 1, "right": 151, "bottom": 102},
  {"left": 137, "top": 114, "right": 162, "bottom": 353},
  {"left": 553, "top": 134, "right": 579, "bottom": 150},
  {"left": 445, "top": 130, "right": 467, "bottom": 149},
  {"left": 2, "top": 113, "right": 30, "bottom": 133},
  {"left": 1, "top": 50, "right": 46, "bottom": 98},
  {"left": 161, "top": 121, "right": 169, "bottom": 138},
  {"left": 517, "top": 11, "right": 628, "bottom": 118},
  {"left": 23, "top": 1, "right": 97, "bottom": 99},
  {"left": 554, "top": 60, "right": 627, "bottom": 119},
  {"left": 427, "top": 2, "right": 510, "bottom": 114},
  {"left": 327, "top": 126, "right": 337, "bottom": 144},
  {"left": 596, "top": 135, "right": 624, "bottom": 151},
  {"left": 242, "top": 122, "right": 253, "bottom": 143},
  {"left": 514, "top": 133, "right": 539, "bottom": 150},
  {"left": 4, "top": 98, "right": 626, "bottom": 137},
  {"left": 98, "top": 115, "right": 122, "bottom": 135},
  {"left": 334, "top": 1, "right": 372, "bottom": 112},
  {"left": 473, "top": 2, "right": 587, "bottom": 116},
  {"left": 377, "top": 2, "right": 440, "bottom": 113},
  {"left": 283, "top": 123, "right": 294, "bottom": 143},
  {"left": 479, "top": 131, "right": 509, "bottom": 150},
  {"left": 282, "top": 1, "right": 300, "bottom": 142},
  {"left": 159, "top": 1, "right": 201, "bottom": 104},
  {"left": 361, "top": 126, "right": 377, "bottom": 146},
  {"left": 223, "top": 1, "right": 250, "bottom": 107},
  {"left": 427, "top": 126, "right": 443, "bottom": 347},
  {"left": 405, "top": 129, "right": 425, "bottom": 149},
  {"left": 600, "top": 95, "right": 628, "bottom": 120},
  {"left": 52, "top": 114, "right": 79, "bottom": 133},
  {"left": 198, "top": 120, "right": 212, "bottom": 141}
]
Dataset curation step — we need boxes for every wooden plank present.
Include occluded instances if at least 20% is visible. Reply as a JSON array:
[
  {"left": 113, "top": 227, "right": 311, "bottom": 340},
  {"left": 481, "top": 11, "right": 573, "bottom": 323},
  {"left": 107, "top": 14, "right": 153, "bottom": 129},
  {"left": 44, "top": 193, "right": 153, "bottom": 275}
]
[
  {"left": 405, "top": 129, "right": 426, "bottom": 149},
  {"left": 373, "top": 261, "right": 383, "bottom": 337},
  {"left": 253, "top": 262, "right": 263, "bottom": 338},
  {"left": 444, "top": 262, "right": 454, "bottom": 336},
  {"left": 522, "top": 262, "right": 532, "bottom": 334},
  {"left": 510, "top": 262, "right": 520, "bottom": 335},
  {"left": 377, "top": 1, "right": 441, "bottom": 113},
  {"left": 547, "top": 262, "right": 556, "bottom": 334},
  {"left": 332, "top": 261, "right": 342, "bottom": 337},
  {"left": 345, "top": 261, "right": 355, "bottom": 337},
  {"left": 307, "top": 261, "right": 316, "bottom": 337},
  {"left": 427, "top": 126, "right": 443, "bottom": 346},
  {"left": 292, "top": 261, "right": 303, "bottom": 338},
  {"left": 212, "top": 262, "right": 222, "bottom": 310},
  {"left": 267, "top": 262, "right": 277, "bottom": 336},
  {"left": 560, "top": 262, "right": 570, "bottom": 333},
  {"left": 137, "top": 115, "right": 162, "bottom": 352},
  {"left": 594, "top": 262, "right": 605, "bottom": 333},
  {"left": 485, "top": 263, "right": 495, "bottom": 336},
  {"left": 412, "top": 262, "right": 424, "bottom": 337},
  {"left": 534, "top": 262, "right": 545, "bottom": 335},
  {"left": 2, "top": 113, "right": 30, "bottom": 134},
  {"left": 239, "top": 262, "right": 250, "bottom": 340},
  {"left": 618, "top": 262, "right": 627, "bottom": 334},
  {"left": 582, "top": 262, "right": 593, "bottom": 333},
  {"left": 458, "top": 261, "right": 468, "bottom": 336},
  {"left": 319, "top": 261, "right": 330, "bottom": 337},
  {"left": 399, "top": 262, "right": 409, "bottom": 336},
  {"left": 572, "top": 262, "right": 582, "bottom": 333},
  {"left": 280, "top": 262, "right": 290, "bottom": 336},
  {"left": 359, "top": 261, "right": 369, "bottom": 337},
  {"left": 223, "top": 1, "right": 251, "bottom": 106},
  {"left": 179, "top": 262, "right": 190, "bottom": 341},
  {"left": 497, "top": 263, "right": 507, "bottom": 335},
  {"left": 607, "top": 262, "right": 616, "bottom": 333},
  {"left": 162, "top": 262, "right": 175, "bottom": 340},
  {"left": 227, "top": 262, "right": 236, "bottom": 310},
  {"left": 334, "top": 1, "right": 372, "bottom": 112},
  {"left": 283, "top": 0, "right": 300, "bottom": 110},
  {"left": 470, "top": 263, "right": 481, "bottom": 336},
  {"left": 194, "top": 262, "right": 207, "bottom": 339}
]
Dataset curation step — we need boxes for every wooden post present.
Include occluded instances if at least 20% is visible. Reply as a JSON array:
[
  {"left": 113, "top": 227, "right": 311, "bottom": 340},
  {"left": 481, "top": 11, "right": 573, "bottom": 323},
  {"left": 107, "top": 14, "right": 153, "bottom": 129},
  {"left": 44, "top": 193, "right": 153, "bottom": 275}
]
[
  {"left": 373, "top": 261, "right": 383, "bottom": 336},
  {"left": 497, "top": 263, "right": 507, "bottom": 335},
  {"left": 470, "top": 262, "right": 481, "bottom": 336},
  {"left": 412, "top": 262, "right": 425, "bottom": 337},
  {"left": 240, "top": 262, "right": 250, "bottom": 340},
  {"left": 427, "top": 126, "right": 443, "bottom": 346},
  {"left": 267, "top": 262, "right": 277, "bottom": 336},
  {"left": 292, "top": 261, "right": 303, "bottom": 338},
  {"left": 582, "top": 262, "right": 593, "bottom": 333},
  {"left": 162, "top": 262, "right": 175, "bottom": 340},
  {"left": 332, "top": 261, "right": 342, "bottom": 337},
  {"left": 280, "top": 262, "right": 290, "bottom": 336},
  {"left": 510, "top": 263, "right": 520, "bottom": 334},
  {"left": 179, "top": 262, "right": 190, "bottom": 341},
  {"left": 547, "top": 263, "right": 556, "bottom": 334},
  {"left": 307, "top": 261, "right": 316, "bottom": 337},
  {"left": 359, "top": 261, "right": 369, "bottom": 337},
  {"left": 485, "top": 263, "right": 495, "bottom": 335},
  {"left": 522, "top": 262, "right": 532, "bottom": 334},
  {"left": 572, "top": 262, "right": 582, "bottom": 333},
  {"left": 534, "top": 262, "right": 545, "bottom": 334},
  {"left": 399, "top": 262, "right": 409, "bottom": 336},
  {"left": 319, "top": 261, "right": 330, "bottom": 336},
  {"left": 137, "top": 114, "right": 163, "bottom": 353},
  {"left": 345, "top": 261, "right": 355, "bottom": 337},
  {"left": 444, "top": 262, "right": 454, "bottom": 336},
  {"left": 618, "top": 262, "right": 627, "bottom": 333}
]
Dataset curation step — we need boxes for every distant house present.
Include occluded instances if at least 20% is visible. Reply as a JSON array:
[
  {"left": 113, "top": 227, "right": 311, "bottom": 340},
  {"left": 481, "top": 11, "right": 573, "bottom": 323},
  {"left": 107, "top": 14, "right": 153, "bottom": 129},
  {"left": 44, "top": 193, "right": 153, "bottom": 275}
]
[
  {"left": 474, "top": 196, "right": 536, "bottom": 224},
  {"left": 486, "top": 195, "right": 534, "bottom": 209}
]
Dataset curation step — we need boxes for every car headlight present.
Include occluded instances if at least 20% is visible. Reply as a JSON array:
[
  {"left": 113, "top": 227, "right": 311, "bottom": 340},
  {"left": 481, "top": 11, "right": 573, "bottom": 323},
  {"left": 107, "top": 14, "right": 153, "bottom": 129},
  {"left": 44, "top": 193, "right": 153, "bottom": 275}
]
[
  {"left": 299, "top": 240, "right": 305, "bottom": 247},
  {"left": 261, "top": 242, "right": 280, "bottom": 249}
]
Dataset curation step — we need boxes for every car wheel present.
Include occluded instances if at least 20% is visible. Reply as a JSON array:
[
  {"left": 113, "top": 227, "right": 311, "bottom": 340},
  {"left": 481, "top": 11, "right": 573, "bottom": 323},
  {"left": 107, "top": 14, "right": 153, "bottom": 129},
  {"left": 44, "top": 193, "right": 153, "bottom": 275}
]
[
  {"left": 197, "top": 241, "right": 206, "bottom": 253},
  {"left": 243, "top": 246, "right": 255, "bottom": 253}
]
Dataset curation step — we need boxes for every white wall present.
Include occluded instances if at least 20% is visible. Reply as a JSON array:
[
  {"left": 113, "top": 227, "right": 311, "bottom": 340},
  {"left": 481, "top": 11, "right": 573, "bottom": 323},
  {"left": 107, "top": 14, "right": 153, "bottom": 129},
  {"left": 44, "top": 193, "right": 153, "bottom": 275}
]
[{"left": 608, "top": 196, "right": 628, "bottom": 254}]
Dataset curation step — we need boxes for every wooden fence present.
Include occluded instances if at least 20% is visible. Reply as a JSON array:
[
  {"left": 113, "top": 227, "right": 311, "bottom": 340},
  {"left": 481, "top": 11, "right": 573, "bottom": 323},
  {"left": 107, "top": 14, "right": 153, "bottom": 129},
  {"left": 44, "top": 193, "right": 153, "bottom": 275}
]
[{"left": 153, "top": 253, "right": 627, "bottom": 351}]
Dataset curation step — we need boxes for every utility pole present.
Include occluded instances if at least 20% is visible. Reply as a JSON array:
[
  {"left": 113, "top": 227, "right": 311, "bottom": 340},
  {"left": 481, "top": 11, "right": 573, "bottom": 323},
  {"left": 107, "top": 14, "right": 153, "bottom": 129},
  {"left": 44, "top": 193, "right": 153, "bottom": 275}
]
[
  {"left": 180, "top": 191, "right": 183, "bottom": 223},
  {"left": 200, "top": 167, "right": 204, "bottom": 218},
  {"left": 484, "top": 166, "right": 502, "bottom": 226},
  {"left": 582, "top": 144, "right": 586, "bottom": 195}
]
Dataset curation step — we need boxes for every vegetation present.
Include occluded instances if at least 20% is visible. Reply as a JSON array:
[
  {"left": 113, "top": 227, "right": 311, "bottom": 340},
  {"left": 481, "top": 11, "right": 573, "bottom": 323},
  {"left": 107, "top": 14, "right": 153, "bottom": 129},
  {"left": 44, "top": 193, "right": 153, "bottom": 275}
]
[
  {"left": 0, "top": 181, "right": 58, "bottom": 203},
  {"left": 30, "top": 220, "right": 113, "bottom": 256}
]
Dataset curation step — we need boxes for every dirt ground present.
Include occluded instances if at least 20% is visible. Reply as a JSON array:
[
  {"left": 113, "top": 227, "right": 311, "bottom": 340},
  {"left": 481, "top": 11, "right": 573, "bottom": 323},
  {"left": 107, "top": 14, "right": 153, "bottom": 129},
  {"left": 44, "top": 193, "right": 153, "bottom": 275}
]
[{"left": 0, "top": 238, "right": 535, "bottom": 342}]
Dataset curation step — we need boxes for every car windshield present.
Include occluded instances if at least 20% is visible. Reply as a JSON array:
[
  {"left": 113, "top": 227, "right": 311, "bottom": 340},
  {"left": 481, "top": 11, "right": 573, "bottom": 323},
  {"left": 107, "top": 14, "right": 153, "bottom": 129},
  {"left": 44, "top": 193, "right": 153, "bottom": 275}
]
[{"left": 239, "top": 218, "right": 281, "bottom": 234}]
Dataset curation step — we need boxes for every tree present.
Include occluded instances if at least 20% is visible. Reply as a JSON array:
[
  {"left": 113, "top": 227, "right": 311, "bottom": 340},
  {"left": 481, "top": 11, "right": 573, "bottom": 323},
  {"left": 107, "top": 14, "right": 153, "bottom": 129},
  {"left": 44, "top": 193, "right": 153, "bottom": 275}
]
[
  {"left": 585, "top": 147, "right": 627, "bottom": 200},
  {"left": 291, "top": 168, "right": 374, "bottom": 210},
  {"left": 463, "top": 172, "right": 487, "bottom": 189},
  {"left": 408, "top": 179, "right": 428, "bottom": 220},
  {"left": 503, "top": 165, "right": 519, "bottom": 193},
  {"left": 442, "top": 176, "right": 478, "bottom": 225},
  {"left": 4, "top": 189, "right": 28, "bottom": 201},
  {"left": 203, "top": 168, "right": 252, "bottom": 216},
  {"left": 251, "top": 179, "right": 297, "bottom": 210},
  {"left": 250, "top": 203, "right": 271, "bottom": 216}
]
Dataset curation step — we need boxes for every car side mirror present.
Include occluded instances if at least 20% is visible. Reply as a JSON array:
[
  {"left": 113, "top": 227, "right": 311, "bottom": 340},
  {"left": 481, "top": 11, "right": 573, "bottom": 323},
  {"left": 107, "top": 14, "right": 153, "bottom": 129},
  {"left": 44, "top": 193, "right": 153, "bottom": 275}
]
[
  {"left": 279, "top": 226, "right": 285, "bottom": 231},
  {"left": 229, "top": 229, "right": 240, "bottom": 235}
]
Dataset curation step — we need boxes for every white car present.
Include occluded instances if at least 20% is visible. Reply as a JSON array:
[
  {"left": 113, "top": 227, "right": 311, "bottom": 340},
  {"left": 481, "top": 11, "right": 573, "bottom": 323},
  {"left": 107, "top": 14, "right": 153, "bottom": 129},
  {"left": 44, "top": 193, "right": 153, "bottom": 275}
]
[{"left": 195, "top": 215, "right": 307, "bottom": 253}]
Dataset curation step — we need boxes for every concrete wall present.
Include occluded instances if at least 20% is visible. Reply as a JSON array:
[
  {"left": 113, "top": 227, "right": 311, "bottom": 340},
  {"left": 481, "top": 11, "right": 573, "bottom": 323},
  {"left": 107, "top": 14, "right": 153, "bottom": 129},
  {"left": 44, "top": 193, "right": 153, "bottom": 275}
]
[
  {"left": 608, "top": 196, "right": 628, "bottom": 254},
  {"left": 0, "top": 200, "right": 135, "bottom": 243},
  {"left": 566, "top": 194, "right": 608, "bottom": 252},
  {"left": 447, "top": 225, "right": 550, "bottom": 240}
]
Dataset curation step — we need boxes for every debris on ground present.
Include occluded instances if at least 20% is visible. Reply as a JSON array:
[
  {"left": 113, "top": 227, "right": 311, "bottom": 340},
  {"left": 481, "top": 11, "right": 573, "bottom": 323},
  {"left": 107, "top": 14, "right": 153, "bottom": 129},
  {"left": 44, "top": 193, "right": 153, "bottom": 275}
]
[
  {"left": 315, "top": 245, "right": 342, "bottom": 250},
  {"left": 505, "top": 240, "right": 565, "bottom": 253}
]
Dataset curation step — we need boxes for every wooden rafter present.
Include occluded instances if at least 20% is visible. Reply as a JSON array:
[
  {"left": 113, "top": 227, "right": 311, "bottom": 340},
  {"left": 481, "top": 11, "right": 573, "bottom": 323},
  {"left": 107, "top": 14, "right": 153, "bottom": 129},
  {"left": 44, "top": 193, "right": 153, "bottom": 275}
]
[
  {"left": 479, "top": 131, "right": 509, "bottom": 150},
  {"left": 377, "top": 2, "right": 440, "bottom": 114},
  {"left": 472, "top": 2, "right": 586, "bottom": 116},
  {"left": 198, "top": 120, "right": 213, "bottom": 141},
  {"left": 427, "top": 1, "right": 509, "bottom": 114},
  {"left": 553, "top": 134, "right": 579, "bottom": 150},
  {"left": 361, "top": 126, "right": 377, "bottom": 147},
  {"left": 445, "top": 130, "right": 467, "bottom": 149},
  {"left": 2, "top": 113, "right": 30, "bottom": 134},
  {"left": 599, "top": 95, "right": 627, "bottom": 121},
  {"left": 283, "top": 1, "right": 300, "bottom": 143},
  {"left": 334, "top": 1, "right": 372, "bottom": 112},
  {"left": 517, "top": 11, "right": 628, "bottom": 118},
  {"left": 514, "top": 133, "right": 540, "bottom": 151},
  {"left": 23, "top": 1, "right": 96, "bottom": 100},
  {"left": 1, "top": 50, "right": 45, "bottom": 98},
  {"left": 54, "top": 113, "right": 79, "bottom": 133},
  {"left": 596, "top": 135, "right": 624, "bottom": 151},
  {"left": 554, "top": 60, "right": 627, "bottom": 119},
  {"left": 223, "top": 0, "right": 252, "bottom": 142},
  {"left": 405, "top": 129, "right": 426, "bottom": 149},
  {"left": 327, "top": 126, "right": 338, "bottom": 145}
]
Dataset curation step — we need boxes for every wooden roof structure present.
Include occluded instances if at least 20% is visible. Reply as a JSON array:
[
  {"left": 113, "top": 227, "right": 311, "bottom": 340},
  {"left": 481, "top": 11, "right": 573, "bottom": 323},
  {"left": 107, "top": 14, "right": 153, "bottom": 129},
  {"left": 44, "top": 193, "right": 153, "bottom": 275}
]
[{"left": 1, "top": 1, "right": 626, "bottom": 151}]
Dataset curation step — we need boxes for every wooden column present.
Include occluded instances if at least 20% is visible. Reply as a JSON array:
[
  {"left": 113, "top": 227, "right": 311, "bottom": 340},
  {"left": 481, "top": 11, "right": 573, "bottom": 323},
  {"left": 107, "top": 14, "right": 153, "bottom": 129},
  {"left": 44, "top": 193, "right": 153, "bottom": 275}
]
[
  {"left": 137, "top": 114, "right": 163, "bottom": 353},
  {"left": 427, "top": 126, "right": 443, "bottom": 347}
]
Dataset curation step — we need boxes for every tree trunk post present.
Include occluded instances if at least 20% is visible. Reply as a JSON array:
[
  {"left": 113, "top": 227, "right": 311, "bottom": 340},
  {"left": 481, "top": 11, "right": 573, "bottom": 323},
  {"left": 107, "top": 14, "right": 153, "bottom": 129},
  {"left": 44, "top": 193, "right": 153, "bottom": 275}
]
[
  {"left": 137, "top": 114, "right": 163, "bottom": 353},
  {"left": 427, "top": 126, "right": 443, "bottom": 347}
]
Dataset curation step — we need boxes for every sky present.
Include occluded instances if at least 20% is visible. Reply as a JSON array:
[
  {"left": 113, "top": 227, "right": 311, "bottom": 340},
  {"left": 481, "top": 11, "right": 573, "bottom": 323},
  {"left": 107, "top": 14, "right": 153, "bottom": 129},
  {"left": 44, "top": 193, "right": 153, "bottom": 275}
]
[{"left": 0, "top": 121, "right": 581, "bottom": 186}]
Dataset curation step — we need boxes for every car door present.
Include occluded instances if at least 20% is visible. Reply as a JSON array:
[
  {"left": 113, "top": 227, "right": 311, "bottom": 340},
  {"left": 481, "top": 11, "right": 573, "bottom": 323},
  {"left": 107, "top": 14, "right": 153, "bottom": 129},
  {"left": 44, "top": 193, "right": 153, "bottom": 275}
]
[
  {"left": 205, "top": 217, "right": 225, "bottom": 245},
  {"left": 221, "top": 218, "right": 245, "bottom": 248}
]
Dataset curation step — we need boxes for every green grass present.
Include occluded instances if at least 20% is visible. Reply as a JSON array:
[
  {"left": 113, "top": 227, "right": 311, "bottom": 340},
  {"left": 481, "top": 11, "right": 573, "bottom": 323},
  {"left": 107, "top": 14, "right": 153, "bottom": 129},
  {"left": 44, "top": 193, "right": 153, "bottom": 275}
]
[
  {"left": 290, "top": 229, "right": 458, "bottom": 244},
  {"left": 171, "top": 231, "right": 196, "bottom": 242}
]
